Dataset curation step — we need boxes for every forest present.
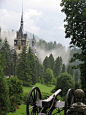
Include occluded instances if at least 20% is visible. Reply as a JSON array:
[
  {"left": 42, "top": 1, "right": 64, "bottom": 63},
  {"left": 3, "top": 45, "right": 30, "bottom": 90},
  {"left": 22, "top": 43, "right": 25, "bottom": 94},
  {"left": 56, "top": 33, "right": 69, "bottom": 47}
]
[{"left": 0, "top": 36, "right": 81, "bottom": 114}]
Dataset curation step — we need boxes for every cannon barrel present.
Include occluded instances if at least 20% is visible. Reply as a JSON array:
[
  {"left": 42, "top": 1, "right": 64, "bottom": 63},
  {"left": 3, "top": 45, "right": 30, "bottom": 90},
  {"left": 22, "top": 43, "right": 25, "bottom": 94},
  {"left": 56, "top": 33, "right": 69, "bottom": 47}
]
[
  {"left": 36, "top": 89, "right": 62, "bottom": 108},
  {"left": 43, "top": 89, "right": 61, "bottom": 103}
]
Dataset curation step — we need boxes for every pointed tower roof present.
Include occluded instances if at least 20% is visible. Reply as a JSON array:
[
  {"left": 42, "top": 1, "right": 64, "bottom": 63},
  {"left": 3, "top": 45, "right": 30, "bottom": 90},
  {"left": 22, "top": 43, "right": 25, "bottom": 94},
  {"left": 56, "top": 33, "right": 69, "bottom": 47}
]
[
  {"left": 21, "top": 1, "right": 23, "bottom": 22},
  {"left": 19, "top": 1, "right": 24, "bottom": 39}
]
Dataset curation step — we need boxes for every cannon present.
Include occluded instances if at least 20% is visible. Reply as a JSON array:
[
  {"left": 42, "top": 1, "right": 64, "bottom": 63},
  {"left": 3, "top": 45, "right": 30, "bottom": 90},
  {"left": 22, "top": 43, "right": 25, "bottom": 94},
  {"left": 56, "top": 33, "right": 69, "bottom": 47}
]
[{"left": 26, "top": 87, "right": 86, "bottom": 115}]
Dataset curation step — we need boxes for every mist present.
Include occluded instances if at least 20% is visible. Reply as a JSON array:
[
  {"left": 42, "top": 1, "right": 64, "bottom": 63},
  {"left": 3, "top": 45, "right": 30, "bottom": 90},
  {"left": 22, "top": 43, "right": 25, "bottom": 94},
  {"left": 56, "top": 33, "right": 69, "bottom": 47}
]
[
  {"left": 36, "top": 46, "right": 70, "bottom": 66},
  {"left": 1, "top": 30, "right": 70, "bottom": 65},
  {"left": 1, "top": 30, "right": 15, "bottom": 47}
]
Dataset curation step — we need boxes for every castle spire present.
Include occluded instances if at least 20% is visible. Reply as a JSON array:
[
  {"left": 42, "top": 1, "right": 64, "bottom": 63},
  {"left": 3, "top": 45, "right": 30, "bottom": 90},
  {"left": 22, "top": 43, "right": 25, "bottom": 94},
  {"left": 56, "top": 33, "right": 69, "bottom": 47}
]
[{"left": 21, "top": 1, "right": 23, "bottom": 29}]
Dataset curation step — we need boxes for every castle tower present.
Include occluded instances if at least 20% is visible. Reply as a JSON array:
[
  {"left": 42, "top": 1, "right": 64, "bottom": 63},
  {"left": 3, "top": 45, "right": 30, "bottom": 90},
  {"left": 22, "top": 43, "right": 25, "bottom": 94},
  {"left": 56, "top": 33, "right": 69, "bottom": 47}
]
[
  {"left": 14, "top": 3, "right": 28, "bottom": 56},
  {"left": 32, "top": 33, "right": 36, "bottom": 56}
]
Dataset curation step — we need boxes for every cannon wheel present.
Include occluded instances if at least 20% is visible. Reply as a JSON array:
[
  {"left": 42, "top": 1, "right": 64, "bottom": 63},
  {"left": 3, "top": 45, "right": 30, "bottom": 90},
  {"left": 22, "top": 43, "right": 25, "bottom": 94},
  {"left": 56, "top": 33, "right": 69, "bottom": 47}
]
[
  {"left": 64, "top": 89, "right": 75, "bottom": 115},
  {"left": 26, "top": 87, "right": 42, "bottom": 115}
]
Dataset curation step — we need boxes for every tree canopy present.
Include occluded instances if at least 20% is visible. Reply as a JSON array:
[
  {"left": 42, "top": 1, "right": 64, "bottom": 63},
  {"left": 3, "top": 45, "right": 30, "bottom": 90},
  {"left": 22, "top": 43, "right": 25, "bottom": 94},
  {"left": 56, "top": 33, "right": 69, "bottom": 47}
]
[
  {"left": 60, "top": 0, "right": 86, "bottom": 99},
  {"left": 54, "top": 72, "right": 75, "bottom": 96}
]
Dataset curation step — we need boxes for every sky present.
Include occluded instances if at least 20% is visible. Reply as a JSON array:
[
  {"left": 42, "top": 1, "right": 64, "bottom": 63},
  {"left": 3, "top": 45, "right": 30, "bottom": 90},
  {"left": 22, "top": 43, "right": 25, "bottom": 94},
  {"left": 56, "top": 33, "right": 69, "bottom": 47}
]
[{"left": 0, "top": 0, "right": 70, "bottom": 47}]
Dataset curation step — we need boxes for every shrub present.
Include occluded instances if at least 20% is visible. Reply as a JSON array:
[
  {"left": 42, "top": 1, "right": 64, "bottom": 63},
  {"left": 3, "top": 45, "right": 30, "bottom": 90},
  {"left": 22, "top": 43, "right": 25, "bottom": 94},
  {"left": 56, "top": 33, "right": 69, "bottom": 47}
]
[
  {"left": 54, "top": 72, "right": 75, "bottom": 97},
  {"left": 41, "top": 92, "right": 52, "bottom": 100},
  {"left": 6, "top": 77, "right": 23, "bottom": 112},
  {"left": 21, "top": 92, "right": 29, "bottom": 104}
]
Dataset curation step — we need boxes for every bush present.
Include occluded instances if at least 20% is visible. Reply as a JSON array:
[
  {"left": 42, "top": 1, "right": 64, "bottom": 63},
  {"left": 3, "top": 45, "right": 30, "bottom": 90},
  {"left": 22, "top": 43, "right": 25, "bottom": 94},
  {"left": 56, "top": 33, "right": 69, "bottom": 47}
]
[
  {"left": 54, "top": 72, "right": 75, "bottom": 97},
  {"left": 41, "top": 92, "right": 52, "bottom": 100},
  {"left": 22, "top": 92, "right": 29, "bottom": 104},
  {"left": 0, "top": 76, "right": 10, "bottom": 114},
  {"left": 6, "top": 77, "right": 23, "bottom": 112}
]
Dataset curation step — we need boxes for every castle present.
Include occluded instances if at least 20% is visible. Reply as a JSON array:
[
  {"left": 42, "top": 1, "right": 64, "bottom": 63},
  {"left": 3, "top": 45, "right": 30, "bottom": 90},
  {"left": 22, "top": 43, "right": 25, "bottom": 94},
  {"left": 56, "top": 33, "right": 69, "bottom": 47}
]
[{"left": 14, "top": 5, "right": 36, "bottom": 56}]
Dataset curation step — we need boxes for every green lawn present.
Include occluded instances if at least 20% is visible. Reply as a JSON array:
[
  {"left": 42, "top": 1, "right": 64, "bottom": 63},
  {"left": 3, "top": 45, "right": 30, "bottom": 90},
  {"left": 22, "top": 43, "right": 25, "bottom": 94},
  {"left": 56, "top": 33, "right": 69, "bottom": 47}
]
[
  {"left": 23, "top": 83, "right": 55, "bottom": 94},
  {"left": 7, "top": 104, "right": 26, "bottom": 115}
]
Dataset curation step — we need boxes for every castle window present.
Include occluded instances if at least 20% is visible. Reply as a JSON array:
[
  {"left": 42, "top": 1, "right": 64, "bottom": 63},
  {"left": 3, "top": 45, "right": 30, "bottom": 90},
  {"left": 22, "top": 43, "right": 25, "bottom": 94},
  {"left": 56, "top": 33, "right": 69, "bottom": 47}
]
[
  {"left": 18, "top": 41, "right": 20, "bottom": 45},
  {"left": 19, "top": 47, "right": 20, "bottom": 50}
]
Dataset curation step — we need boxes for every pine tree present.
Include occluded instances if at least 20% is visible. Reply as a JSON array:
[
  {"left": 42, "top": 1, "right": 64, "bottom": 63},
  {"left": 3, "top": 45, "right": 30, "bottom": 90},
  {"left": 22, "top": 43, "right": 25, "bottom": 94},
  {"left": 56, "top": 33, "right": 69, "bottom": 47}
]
[
  {"left": 1, "top": 38, "right": 13, "bottom": 77},
  {"left": 35, "top": 58, "right": 39, "bottom": 82},
  {"left": 16, "top": 46, "right": 32, "bottom": 86},
  {"left": 43, "top": 56, "right": 50, "bottom": 71},
  {"left": 39, "top": 64, "right": 44, "bottom": 79},
  {"left": 28, "top": 47, "right": 36, "bottom": 85},
  {"left": 62, "top": 64, "right": 66, "bottom": 73},
  {"left": 67, "top": 65, "right": 74, "bottom": 77},
  {"left": 54, "top": 57, "right": 62, "bottom": 77},
  {"left": 0, "top": 39, "right": 10, "bottom": 115},
  {"left": 49, "top": 54, "right": 54, "bottom": 71}
]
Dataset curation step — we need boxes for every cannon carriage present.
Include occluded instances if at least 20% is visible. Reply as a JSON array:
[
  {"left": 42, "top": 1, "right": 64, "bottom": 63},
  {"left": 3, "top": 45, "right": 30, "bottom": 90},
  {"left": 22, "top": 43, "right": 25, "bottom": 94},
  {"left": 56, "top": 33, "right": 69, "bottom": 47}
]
[{"left": 26, "top": 87, "right": 86, "bottom": 115}]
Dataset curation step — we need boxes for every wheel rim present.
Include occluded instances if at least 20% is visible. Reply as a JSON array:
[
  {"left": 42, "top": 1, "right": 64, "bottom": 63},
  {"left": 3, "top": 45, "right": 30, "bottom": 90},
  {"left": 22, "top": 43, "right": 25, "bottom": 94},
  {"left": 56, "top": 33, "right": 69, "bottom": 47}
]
[{"left": 26, "top": 87, "right": 41, "bottom": 115}]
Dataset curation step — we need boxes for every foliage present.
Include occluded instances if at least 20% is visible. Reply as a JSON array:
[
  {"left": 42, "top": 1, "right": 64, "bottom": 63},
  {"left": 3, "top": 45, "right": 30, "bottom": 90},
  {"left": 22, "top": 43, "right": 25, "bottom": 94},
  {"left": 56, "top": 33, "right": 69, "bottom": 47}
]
[
  {"left": 43, "top": 56, "right": 50, "bottom": 71},
  {"left": 67, "top": 65, "right": 74, "bottom": 77},
  {"left": 28, "top": 47, "right": 36, "bottom": 84},
  {"left": 54, "top": 57, "right": 62, "bottom": 77},
  {"left": 60, "top": 0, "right": 86, "bottom": 98},
  {"left": 54, "top": 72, "right": 75, "bottom": 97},
  {"left": 62, "top": 64, "right": 65, "bottom": 73},
  {"left": 74, "top": 70, "right": 80, "bottom": 83},
  {"left": 41, "top": 92, "right": 52, "bottom": 100},
  {"left": 44, "top": 68, "right": 54, "bottom": 84},
  {"left": 39, "top": 64, "right": 45, "bottom": 79},
  {"left": 49, "top": 54, "right": 54, "bottom": 71},
  {"left": 41, "top": 77, "right": 44, "bottom": 84},
  {"left": 0, "top": 39, "right": 10, "bottom": 115},
  {"left": 6, "top": 77, "right": 23, "bottom": 112},
  {"left": 1, "top": 38, "right": 13, "bottom": 76},
  {"left": 21, "top": 92, "right": 29, "bottom": 104},
  {"left": 16, "top": 46, "right": 32, "bottom": 86}
]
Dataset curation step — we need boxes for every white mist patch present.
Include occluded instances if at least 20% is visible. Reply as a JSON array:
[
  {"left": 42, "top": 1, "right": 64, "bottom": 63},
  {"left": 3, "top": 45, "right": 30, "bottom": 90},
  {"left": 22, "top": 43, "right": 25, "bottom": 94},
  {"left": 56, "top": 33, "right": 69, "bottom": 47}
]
[
  {"left": 36, "top": 46, "right": 70, "bottom": 65},
  {"left": 1, "top": 30, "right": 16, "bottom": 47}
]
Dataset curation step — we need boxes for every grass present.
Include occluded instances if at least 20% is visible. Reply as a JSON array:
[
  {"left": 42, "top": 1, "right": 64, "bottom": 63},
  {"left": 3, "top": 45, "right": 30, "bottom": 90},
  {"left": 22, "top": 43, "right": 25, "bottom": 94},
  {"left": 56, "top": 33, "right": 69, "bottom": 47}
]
[
  {"left": 7, "top": 83, "right": 60, "bottom": 115},
  {"left": 23, "top": 83, "right": 55, "bottom": 94},
  {"left": 7, "top": 104, "right": 26, "bottom": 115}
]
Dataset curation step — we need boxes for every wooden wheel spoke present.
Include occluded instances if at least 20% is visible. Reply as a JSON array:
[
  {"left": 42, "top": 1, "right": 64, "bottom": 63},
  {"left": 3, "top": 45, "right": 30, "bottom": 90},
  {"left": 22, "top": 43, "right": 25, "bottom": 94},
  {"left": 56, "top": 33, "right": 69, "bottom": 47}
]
[
  {"left": 31, "top": 93, "right": 34, "bottom": 101},
  {"left": 34, "top": 89, "right": 36, "bottom": 101},
  {"left": 36, "top": 90, "right": 37, "bottom": 100},
  {"left": 26, "top": 87, "right": 41, "bottom": 115}
]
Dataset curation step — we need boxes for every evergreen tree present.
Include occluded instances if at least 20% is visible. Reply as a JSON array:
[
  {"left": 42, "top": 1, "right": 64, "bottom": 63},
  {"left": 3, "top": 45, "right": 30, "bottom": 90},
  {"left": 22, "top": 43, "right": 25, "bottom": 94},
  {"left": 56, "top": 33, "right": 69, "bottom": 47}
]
[
  {"left": 35, "top": 58, "right": 39, "bottom": 81},
  {"left": 43, "top": 56, "right": 51, "bottom": 71},
  {"left": 39, "top": 64, "right": 45, "bottom": 79},
  {"left": 16, "top": 46, "right": 32, "bottom": 86},
  {"left": 1, "top": 38, "right": 13, "bottom": 77},
  {"left": 54, "top": 56, "right": 62, "bottom": 77},
  {"left": 49, "top": 54, "right": 54, "bottom": 71},
  {"left": 62, "top": 64, "right": 66, "bottom": 73},
  {"left": 28, "top": 47, "right": 36, "bottom": 84},
  {"left": 0, "top": 39, "right": 10, "bottom": 115},
  {"left": 67, "top": 65, "right": 74, "bottom": 77}
]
